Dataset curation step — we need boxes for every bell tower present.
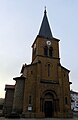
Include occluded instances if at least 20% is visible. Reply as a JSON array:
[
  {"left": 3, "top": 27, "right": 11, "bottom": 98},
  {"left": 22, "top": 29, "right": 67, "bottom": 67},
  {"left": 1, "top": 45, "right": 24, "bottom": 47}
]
[{"left": 32, "top": 9, "right": 60, "bottom": 65}]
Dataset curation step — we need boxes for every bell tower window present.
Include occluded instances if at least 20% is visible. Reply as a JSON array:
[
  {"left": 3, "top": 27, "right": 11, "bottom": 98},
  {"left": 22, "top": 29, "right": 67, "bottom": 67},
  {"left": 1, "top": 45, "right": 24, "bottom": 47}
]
[
  {"left": 44, "top": 46, "right": 53, "bottom": 57},
  {"left": 33, "top": 48, "right": 36, "bottom": 55},
  {"left": 44, "top": 46, "right": 48, "bottom": 56},
  {"left": 33, "top": 43, "right": 36, "bottom": 56},
  {"left": 49, "top": 47, "right": 53, "bottom": 57}
]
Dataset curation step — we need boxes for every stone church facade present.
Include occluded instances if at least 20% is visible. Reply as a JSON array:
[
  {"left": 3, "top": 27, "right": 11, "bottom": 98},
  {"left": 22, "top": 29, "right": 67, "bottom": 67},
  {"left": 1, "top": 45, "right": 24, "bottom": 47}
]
[{"left": 3, "top": 9, "right": 72, "bottom": 118}]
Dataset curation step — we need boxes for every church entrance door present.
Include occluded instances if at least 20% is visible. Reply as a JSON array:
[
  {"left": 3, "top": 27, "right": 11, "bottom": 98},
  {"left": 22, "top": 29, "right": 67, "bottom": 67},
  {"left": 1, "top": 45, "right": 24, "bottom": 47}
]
[
  {"left": 41, "top": 90, "right": 58, "bottom": 118},
  {"left": 44, "top": 101, "right": 53, "bottom": 118}
]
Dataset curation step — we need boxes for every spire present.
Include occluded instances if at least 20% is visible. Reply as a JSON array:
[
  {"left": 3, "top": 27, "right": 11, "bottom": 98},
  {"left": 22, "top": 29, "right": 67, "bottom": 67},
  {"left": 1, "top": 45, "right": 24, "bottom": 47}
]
[{"left": 38, "top": 8, "right": 53, "bottom": 39}]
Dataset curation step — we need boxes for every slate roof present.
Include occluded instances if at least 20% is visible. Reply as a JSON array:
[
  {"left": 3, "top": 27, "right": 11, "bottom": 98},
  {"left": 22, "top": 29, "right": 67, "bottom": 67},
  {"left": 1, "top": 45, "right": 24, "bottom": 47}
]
[{"left": 38, "top": 9, "right": 53, "bottom": 39}]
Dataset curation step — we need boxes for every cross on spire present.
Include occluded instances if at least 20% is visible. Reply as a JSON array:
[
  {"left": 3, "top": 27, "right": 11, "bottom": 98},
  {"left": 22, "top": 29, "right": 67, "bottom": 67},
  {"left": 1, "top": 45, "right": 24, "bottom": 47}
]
[{"left": 44, "top": 6, "right": 47, "bottom": 14}]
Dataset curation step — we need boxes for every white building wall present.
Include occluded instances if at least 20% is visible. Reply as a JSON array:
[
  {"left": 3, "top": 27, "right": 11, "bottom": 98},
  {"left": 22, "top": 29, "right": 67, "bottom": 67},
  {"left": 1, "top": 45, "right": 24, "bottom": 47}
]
[{"left": 71, "top": 91, "right": 78, "bottom": 111}]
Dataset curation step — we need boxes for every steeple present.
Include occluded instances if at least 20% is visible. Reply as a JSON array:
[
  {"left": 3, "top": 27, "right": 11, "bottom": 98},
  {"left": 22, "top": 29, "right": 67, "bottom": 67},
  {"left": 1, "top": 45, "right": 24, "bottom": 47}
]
[{"left": 38, "top": 8, "right": 53, "bottom": 39}]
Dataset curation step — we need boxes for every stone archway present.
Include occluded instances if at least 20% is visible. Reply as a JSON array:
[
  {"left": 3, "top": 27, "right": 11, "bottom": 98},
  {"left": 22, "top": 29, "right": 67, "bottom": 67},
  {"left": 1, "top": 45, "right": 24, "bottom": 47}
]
[{"left": 40, "top": 90, "right": 59, "bottom": 118}]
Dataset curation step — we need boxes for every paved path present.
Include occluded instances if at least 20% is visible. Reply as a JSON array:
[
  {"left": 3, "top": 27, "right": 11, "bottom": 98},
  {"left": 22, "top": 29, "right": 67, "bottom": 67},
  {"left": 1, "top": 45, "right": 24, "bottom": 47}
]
[{"left": 0, "top": 117, "right": 78, "bottom": 120}]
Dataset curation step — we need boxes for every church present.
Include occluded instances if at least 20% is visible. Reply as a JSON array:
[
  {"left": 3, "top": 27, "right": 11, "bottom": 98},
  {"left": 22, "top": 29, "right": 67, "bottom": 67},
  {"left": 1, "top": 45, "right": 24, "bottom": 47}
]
[{"left": 3, "top": 9, "right": 72, "bottom": 118}]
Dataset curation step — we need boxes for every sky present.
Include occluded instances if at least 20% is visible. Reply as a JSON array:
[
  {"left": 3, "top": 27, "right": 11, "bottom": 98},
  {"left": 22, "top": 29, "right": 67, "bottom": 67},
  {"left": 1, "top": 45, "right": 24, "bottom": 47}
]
[{"left": 0, "top": 0, "right": 78, "bottom": 98}]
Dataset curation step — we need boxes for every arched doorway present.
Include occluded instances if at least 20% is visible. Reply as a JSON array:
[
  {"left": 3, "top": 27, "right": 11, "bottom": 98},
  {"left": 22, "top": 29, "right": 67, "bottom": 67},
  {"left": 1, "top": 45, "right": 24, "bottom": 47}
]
[
  {"left": 41, "top": 90, "right": 58, "bottom": 118},
  {"left": 44, "top": 100, "right": 53, "bottom": 117}
]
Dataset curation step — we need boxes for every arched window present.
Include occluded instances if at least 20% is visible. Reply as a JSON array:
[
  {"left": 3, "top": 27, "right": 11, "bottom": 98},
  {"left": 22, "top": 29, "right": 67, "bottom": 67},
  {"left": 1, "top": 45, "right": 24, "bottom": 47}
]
[
  {"left": 48, "top": 64, "right": 50, "bottom": 76},
  {"left": 65, "top": 97, "right": 68, "bottom": 104},
  {"left": 44, "top": 46, "right": 48, "bottom": 56},
  {"left": 29, "top": 96, "right": 31, "bottom": 104},
  {"left": 49, "top": 47, "right": 53, "bottom": 57},
  {"left": 33, "top": 47, "right": 36, "bottom": 54}
]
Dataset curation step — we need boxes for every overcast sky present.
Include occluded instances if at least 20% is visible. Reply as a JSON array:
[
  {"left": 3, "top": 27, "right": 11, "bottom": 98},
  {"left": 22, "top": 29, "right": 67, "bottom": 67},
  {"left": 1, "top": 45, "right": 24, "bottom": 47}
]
[{"left": 0, "top": 0, "right": 78, "bottom": 98}]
